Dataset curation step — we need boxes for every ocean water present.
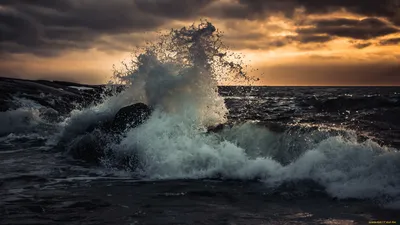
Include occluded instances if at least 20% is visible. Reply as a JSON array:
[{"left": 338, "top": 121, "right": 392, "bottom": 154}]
[{"left": 1, "top": 22, "right": 400, "bottom": 224}]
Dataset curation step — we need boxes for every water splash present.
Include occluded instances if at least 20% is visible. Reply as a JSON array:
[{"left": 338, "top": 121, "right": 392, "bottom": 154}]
[
  {"left": 110, "top": 21, "right": 255, "bottom": 127},
  {"left": 59, "top": 21, "right": 255, "bottom": 144},
  {"left": 58, "top": 21, "right": 400, "bottom": 208}
]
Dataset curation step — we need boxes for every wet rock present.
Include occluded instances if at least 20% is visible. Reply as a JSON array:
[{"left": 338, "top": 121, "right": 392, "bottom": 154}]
[
  {"left": 111, "top": 103, "right": 152, "bottom": 133},
  {"left": 84, "top": 102, "right": 152, "bottom": 134},
  {"left": 68, "top": 103, "right": 152, "bottom": 164},
  {"left": 85, "top": 120, "right": 113, "bottom": 133},
  {"left": 67, "top": 130, "right": 139, "bottom": 166},
  {"left": 39, "top": 108, "right": 60, "bottom": 122},
  {"left": 67, "top": 131, "right": 107, "bottom": 164},
  {"left": 207, "top": 124, "right": 226, "bottom": 133}
]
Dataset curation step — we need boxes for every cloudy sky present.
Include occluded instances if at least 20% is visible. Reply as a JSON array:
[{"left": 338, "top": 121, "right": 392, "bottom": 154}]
[{"left": 1, "top": 0, "right": 399, "bottom": 85}]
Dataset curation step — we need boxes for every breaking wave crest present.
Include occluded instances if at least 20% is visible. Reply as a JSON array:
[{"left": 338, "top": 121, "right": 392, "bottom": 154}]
[
  {"left": 56, "top": 21, "right": 400, "bottom": 208},
  {"left": 108, "top": 117, "right": 400, "bottom": 204}
]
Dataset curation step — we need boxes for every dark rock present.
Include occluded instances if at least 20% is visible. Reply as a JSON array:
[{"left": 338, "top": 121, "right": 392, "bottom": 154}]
[
  {"left": 111, "top": 103, "right": 152, "bottom": 133},
  {"left": 68, "top": 103, "right": 152, "bottom": 164},
  {"left": 0, "top": 77, "right": 110, "bottom": 116},
  {"left": 67, "top": 131, "right": 107, "bottom": 164},
  {"left": 85, "top": 120, "right": 113, "bottom": 133},
  {"left": 257, "top": 122, "right": 287, "bottom": 133},
  {"left": 39, "top": 108, "right": 60, "bottom": 122},
  {"left": 68, "top": 130, "right": 141, "bottom": 168},
  {"left": 83, "top": 102, "right": 152, "bottom": 136},
  {"left": 207, "top": 124, "right": 226, "bottom": 133}
]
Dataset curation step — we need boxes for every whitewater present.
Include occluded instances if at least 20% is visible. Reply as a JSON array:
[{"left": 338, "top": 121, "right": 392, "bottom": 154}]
[{"left": 1, "top": 22, "right": 399, "bottom": 224}]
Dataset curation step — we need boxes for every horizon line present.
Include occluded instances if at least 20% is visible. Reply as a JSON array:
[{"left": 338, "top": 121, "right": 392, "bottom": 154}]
[{"left": 1, "top": 76, "right": 399, "bottom": 87}]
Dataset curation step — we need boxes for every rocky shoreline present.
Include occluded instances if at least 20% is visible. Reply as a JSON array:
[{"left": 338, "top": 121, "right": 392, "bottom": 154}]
[{"left": 0, "top": 77, "right": 122, "bottom": 114}]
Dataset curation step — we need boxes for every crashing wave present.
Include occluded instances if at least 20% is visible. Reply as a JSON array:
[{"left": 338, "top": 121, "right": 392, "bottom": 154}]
[{"left": 54, "top": 21, "right": 400, "bottom": 208}]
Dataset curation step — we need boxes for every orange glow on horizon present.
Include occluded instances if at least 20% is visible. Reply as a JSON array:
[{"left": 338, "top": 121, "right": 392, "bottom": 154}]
[{"left": 1, "top": 11, "right": 399, "bottom": 86}]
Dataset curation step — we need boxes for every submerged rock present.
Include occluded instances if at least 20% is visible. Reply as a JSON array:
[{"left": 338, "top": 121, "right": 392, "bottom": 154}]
[
  {"left": 111, "top": 103, "right": 152, "bottom": 133},
  {"left": 67, "top": 130, "right": 108, "bottom": 164},
  {"left": 207, "top": 124, "right": 226, "bottom": 133},
  {"left": 68, "top": 103, "right": 152, "bottom": 164}
]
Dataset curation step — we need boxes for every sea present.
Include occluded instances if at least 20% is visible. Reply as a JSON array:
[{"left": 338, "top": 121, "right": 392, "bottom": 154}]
[{"left": 1, "top": 22, "right": 400, "bottom": 225}]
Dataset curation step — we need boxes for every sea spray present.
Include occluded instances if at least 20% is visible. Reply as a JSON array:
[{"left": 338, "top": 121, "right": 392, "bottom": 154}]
[
  {"left": 57, "top": 21, "right": 400, "bottom": 208},
  {"left": 97, "top": 21, "right": 259, "bottom": 172},
  {"left": 111, "top": 21, "right": 254, "bottom": 127},
  {"left": 59, "top": 21, "right": 252, "bottom": 142}
]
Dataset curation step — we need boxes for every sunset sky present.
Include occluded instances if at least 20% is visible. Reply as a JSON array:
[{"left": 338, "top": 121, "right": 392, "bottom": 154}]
[{"left": 1, "top": 0, "right": 400, "bottom": 86}]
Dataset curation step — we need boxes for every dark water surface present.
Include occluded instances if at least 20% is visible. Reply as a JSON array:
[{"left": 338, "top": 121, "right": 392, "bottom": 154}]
[{"left": 1, "top": 78, "right": 400, "bottom": 224}]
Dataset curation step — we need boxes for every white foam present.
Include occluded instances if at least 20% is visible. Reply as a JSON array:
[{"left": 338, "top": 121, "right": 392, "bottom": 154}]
[
  {"left": 12, "top": 97, "right": 43, "bottom": 109},
  {"left": 0, "top": 96, "right": 61, "bottom": 137},
  {"left": 276, "top": 137, "right": 400, "bottom": 199},
  {"left": 58, "top": 22, "right": 235, "bottom": 140},
  {"left": 109, "top": 117, "right": 400, "bottom": 207},
  {"left": 0, "top": 108, "right": 43, "bottom": 136},
  {"left": 61, "top": 21, "right": 400, "bottom": 208}
]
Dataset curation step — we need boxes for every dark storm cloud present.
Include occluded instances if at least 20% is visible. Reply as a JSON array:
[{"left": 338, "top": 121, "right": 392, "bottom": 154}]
[
  {"left": 297, "top": 18, "right": 399, "bottom": 40},
  {"left": 379, "top": 37, "right": 400, "bottom": 45},
  {"left": 0, "top": 0, "right": 73, "bottom": 11},
  {"left": 313, "top": 18, "right": 388, "bottom": 28},
  {"left": 223, "top": 34, "right": 332, "bottom": 51},
  {"left": 289, "top": 17, "right": 398, "bottom": 47},
  {"left": 293, "top": 35, "right": 332, "bottom": 43},
  {"left": 242, "top": 39, "right": 290, "bottom": 50},
  {"left": 353, "top": 42, "right": 372, "bottom": 49},
  {"left": 295, "top": 0, "right": 400, "bottom": 25},
  {"left": 1, "top": 0, "right": 400, "bottom": 56},
  {"left": 0, "top": 0, "right": 212, "bottom": 56},
  {"left": 205, "top": 0, "right": 400, "bottom": 49},
  {"left": 209, "top": 0, "right": 400, "bottom": 25},
  {"left": 135, "top": 0, "right": 213, "bottom": 19}
]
